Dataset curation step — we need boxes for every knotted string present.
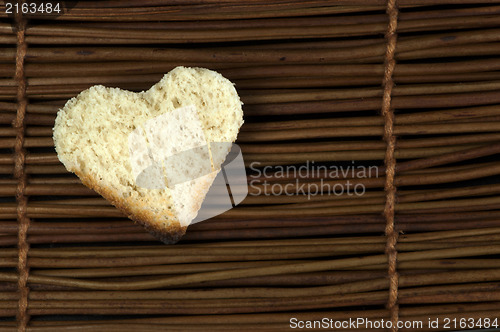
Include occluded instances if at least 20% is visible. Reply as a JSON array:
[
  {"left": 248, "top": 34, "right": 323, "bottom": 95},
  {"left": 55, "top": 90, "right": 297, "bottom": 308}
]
[
  {"left": 381, "top": 0, "right": 400, "bottom": 330},
  {"left": 14, "top": 8, "right": 30, "bottom": 332}
]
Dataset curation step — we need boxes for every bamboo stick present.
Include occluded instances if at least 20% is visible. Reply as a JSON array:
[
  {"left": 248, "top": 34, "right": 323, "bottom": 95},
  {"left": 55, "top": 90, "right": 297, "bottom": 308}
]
[
  {"left": 1, "top": 71, "right": 500, "bottom": 91},
  {"left": 0, "top": 127, "right": 498, "bottom": 153},
  {"left": 22, "top": 3, "right": 384, "bottom": 22},
  {"left": 1, "top": 244, "right": 500, "bottom": 289},
  {"left": 2, "top": 237, "right": 500, "bottom": 261},
  {"left": 243, "top": 144, "right": 483, "bottom": 162},
  {"left": 15, "top": 57, "right": 500, "bottom": 80},
  {"left": 7, "top": 36, "right": 497, "bottom": 68},
  {"left": 398, "top": 42, "right": 500, "bottom": 61},
  {"left": 5, "top": 120, "right": 500, "bottom": 142},
  {"left": 0, "top": 143, "right": 494, "bottom": 167},
  {"left": 1, "top": 218, "right": 499, "bottom": 246},
  {"left": 8, "top": 209, "right": 499, "bottom": 239},
  {"left": 1, "top": 308, "right": 498, "bottom": 332},
  {"left": 0, "top": 191, "right": 497, "bottom": 220},
  {"left": 0, "top": 285, "right": 499, "bottom": 317},
  {"left": 3, "top": 80, "right": 500, "bottom": 101},
  {"left": 238, "top": 122, "right": 500, "bottom": 141},
  {"left": 15, "top": 15, "right": 500, "bottom": 45},
  {"left": 0, "top": 269, "right": 495, "bottom": 304},
  {"left": 242, "top": 106, "right": 500, "bottom": 131},
  {"left": 1, "top": 28, "right": 497, "bottom": 64},
  {"left": 11, "top": 90, "right": 500, "bottom": 117}
]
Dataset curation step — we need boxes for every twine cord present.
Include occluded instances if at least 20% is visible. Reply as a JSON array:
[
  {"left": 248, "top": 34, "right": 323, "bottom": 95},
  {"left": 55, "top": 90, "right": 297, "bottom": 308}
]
[
  {"left": 382, "top": 0, "right": 400, "bottom": 331},
  {"left": 14, "top": 8, "right": 30, "bottom": 332}
]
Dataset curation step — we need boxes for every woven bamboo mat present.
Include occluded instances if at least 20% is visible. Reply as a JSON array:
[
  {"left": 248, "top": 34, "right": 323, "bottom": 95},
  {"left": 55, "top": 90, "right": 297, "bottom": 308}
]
[{"left": 1, "top": 1, "right": 500, "bottom": 331}]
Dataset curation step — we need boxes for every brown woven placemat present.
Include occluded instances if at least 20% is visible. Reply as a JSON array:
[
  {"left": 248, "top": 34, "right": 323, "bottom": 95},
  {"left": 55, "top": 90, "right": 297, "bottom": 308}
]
[{"left": 1, "top": 1, "right": 500, "bottom": 331}]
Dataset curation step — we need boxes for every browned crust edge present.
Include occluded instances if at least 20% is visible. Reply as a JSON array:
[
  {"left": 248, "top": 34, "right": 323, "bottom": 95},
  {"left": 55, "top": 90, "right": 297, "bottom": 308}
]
[{"left": 75, "top": 170, "right": 187, "bottom": 244}]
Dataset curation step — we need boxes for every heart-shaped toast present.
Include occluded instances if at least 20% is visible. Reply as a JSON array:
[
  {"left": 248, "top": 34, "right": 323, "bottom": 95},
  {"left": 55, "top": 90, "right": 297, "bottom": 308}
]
[{"left": 53, "top": 67, "right": 244, "bottom": 243}]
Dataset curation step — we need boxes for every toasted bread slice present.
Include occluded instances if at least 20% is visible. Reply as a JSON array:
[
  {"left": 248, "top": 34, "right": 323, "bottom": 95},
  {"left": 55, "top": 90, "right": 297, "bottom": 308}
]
[{"left": 53, "top": 67, "right": 243, "bottom": 243}]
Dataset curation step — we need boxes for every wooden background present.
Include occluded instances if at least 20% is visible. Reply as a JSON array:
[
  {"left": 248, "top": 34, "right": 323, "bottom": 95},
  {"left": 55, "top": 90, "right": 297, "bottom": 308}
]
[{"left": 1, "top": 1, "right": 500, "bottom": 331}]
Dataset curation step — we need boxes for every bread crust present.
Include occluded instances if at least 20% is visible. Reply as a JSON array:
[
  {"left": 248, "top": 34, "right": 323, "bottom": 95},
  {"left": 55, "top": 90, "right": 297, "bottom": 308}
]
[{"left": 75, "top": 170, "right": 187, "bottom": 244}]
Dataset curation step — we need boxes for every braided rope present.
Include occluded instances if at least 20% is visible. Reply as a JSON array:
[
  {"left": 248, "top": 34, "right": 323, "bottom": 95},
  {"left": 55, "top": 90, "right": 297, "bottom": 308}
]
[
  {"left": 382, "top": 0, "right": 400, "bottom": 331},
  {"left": 14, "top": 8, "right": 30, "bottom": 332}
]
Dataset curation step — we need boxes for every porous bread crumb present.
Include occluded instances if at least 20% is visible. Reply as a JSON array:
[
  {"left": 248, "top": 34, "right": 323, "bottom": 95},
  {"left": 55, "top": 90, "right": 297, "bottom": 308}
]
[{"left": 53, "top": 66, "right": 243, "bottom": 243}]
